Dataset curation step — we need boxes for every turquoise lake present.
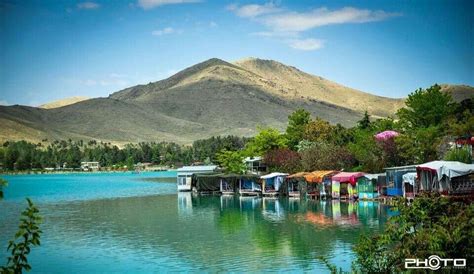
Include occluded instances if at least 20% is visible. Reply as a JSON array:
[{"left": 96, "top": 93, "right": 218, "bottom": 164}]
[{"left": 0, "top": 172, "right": 390, "bottom": 273}]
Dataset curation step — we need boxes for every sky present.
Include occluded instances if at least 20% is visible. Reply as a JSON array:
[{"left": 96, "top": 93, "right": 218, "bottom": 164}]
[{"left": 0, "top": 0, "right": 472, "bottom": 106}]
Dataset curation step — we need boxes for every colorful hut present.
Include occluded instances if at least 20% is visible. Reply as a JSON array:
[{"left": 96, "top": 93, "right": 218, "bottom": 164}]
[
  {"left": 357, "top": 174, "right": 383, "bottom": 200},
  {"left": 331, "top": 172, "right": 365, "bottom": 199},
  {"left": 304, "top": 170, "right": 339, "bottom": 199},
  {"left": 384, "top": 165, "right": 417, "bottom": 196},
  {"left": 285, "top": 172, "right": 311, "bottom": 198},
  {"left": 416, "top": 161, "right": 474, "bottom": 196},
  {"left": 260, "top": 172, "right": 288, "bottom": 196}
]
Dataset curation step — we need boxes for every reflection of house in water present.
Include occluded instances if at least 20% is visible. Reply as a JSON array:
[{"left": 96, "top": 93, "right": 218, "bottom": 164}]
[
  {"left": 330, "top": 201, "right": 359, "bottom": 226},
  {"left": 177, "top": 192, "right": 193, "bottom": 216},
  {"left": 261, "top": 198, "right": 284, "bottom": 222},
  {"left": 220, "top": 195, "right": 238, "bottom": 210},
  {"left": 239, "top": 196, "right": 262, "bottom": 211}
]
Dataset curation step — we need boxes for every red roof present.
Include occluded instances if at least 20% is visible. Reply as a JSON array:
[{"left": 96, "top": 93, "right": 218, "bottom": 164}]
[{"left": 331, "top": 172, "right": 365, "bottom": 185}]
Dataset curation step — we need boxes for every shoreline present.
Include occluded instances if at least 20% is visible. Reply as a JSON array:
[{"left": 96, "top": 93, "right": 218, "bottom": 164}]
[{"left": 0, "top": 169, "right": 178, "bottom": 176}]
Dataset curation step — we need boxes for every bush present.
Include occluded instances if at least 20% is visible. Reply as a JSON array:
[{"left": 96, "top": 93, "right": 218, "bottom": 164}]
[{"left": 354, "top": 193, "right": 474, "bottom": 272}]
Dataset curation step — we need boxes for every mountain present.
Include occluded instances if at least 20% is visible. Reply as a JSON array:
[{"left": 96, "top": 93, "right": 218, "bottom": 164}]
[
  {"left": 439, "top": 84, "right": 474, "bottom": 102},
  {"left": 1, "top": 58, "right": 471, "bottom": 144},
  {"left": 39, "top": 96, "right": 90, "bottom": 109}
]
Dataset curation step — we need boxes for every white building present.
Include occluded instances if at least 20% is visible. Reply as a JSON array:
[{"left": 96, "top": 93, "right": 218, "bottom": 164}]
[
  {"left": 81, "top": 161, "right": 100, "bottom": 171},
  {"left": 176, "top": 165, "right": 218, "bottom": 191}
]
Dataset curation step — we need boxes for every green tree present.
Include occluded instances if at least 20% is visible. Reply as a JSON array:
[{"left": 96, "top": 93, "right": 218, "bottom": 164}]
[
  {"left": 357, "top": 111, "right": 371, "bottom": 129},
  {"left": 245, "top": 127, "right": 287, "bottom": 156},
  {"left": 216, "top": 150, "right": 246, "bottom": 174},
  {"left": 286, "top": 109, "right": 311, "bottom": 149},
  {"left": 126, "top": 156, "right": 135, "bottom": 171},
  {"left": 397, "top": 84, "right": 454, "bottom": 129}
]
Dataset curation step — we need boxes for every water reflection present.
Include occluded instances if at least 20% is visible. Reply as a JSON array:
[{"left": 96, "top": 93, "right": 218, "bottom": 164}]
[{"left": 1, "top": 194, "right": 389, "bottom": 272}]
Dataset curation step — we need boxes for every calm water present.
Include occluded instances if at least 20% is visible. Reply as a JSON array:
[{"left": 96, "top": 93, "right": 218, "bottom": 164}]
[{"left": 0, "top": 172, "right": 390, "bottom": 273}]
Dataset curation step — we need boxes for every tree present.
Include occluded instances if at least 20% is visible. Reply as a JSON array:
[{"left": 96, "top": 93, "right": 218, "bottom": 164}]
[
  {"left": 303, "top": 118, "right": 334, "bottom": 143},
  {"left": 348, "top": 129, "right": 385, "bottom": 172},
  {"left": 397, "top": 84, "right": 454, "bottom": 129},
  {"left": 263, "top": 148, "right": 301, "bottom": 173},
  {"left": 444, "top": 147, "right": 472, "bottom": 164},
  {"left": 286, "top": 109, "right": 311, "bottom": 149},
  {"left": 245, "top": 127, "right": 287, "bottom": 156},
  {"left": 216, "top": 150, "right": 246, "bottom": 174},
  {"left": 126, "top": 156, "right": 135, "bottom": 171},
  {"left": 357, "top": 111, "right": 371, "bottom": 129},
  {"left": 300, "top": 142, "right": 355, "bottom": 171},
  {"left": 396, "top": 126, "right": 442, "bottom": 164}
]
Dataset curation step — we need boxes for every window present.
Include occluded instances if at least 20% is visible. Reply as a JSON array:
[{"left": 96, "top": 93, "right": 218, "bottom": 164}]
[{"left": 178, "top": 176, "right": 188, "bottom": 186}]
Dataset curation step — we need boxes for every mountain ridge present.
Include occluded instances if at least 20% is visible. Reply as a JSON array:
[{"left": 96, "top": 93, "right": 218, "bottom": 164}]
[{"left": 1, "top": 57, "right": 472, "bottom": 145}]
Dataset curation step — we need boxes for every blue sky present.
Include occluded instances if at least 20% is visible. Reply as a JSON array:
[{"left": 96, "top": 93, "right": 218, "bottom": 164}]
[{"left": 0, "top": 0, "right": 472, "bottom": 106}]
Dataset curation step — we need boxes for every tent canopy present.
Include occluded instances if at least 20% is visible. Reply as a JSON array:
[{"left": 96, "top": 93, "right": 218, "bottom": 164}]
[
  {"left": 260, "top": 172, "right": 288, "bottom": 179},
  {"left": 304, "top": 170, "right": 339, "bottom": 183},
  {"left": 416, "top": 161, "right": 474, "bottom": 180},
  {"left": 332, "top": 172, "right": 365, "bottom": 185}
]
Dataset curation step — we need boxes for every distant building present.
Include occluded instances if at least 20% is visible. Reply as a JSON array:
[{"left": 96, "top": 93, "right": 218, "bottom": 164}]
[
  {"left": 81, "top": 161, "right": 100, "bottom": 171},
  {"left": 244, "top": 156, "right": 267, "bottom": 175}
]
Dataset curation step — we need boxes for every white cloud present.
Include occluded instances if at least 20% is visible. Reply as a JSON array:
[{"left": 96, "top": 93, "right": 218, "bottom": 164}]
[
  {"left": 209, "top": 21, "right": 218, "bottom": 28},
  {"left": 151, "top": 27, "right": 175, "bottom": 36},
  {"left": 137, "top": 0, "right": 200, "bottom": 10},
  {"left": 227, "top": 2, "right": 281, "bottom": 18},
  {"left": 288, "top": 38, "right": 324, "bottom": 51},
  {"left": 77, "top": 2, "right": 100, "bottom": 10},
  {"left": 228, "top": 4, "right": 400, "bottom": 50},
  {"left": 263, "top": 7, "right": 401, "bottom": 32},
  {"left": 0, "top": 100, "right": 10, "bottom": 106}
]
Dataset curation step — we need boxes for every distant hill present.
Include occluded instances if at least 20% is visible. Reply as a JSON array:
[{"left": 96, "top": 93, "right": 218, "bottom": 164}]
[
  {"left": 39, "top": 96, "right": 90, "bottom": 109},
  {"left": 0, "top": 58, "right": 471, "bottom": 144}
]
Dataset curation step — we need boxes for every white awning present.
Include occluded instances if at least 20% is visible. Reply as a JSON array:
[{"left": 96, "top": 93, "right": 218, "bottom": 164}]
[
  {"left": 260, "top": 172, "right": 289, "bottom": 179},
  {"left": 417, "top": 161, "right": 474, "bottom": 179}
]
